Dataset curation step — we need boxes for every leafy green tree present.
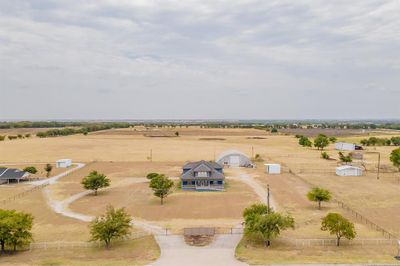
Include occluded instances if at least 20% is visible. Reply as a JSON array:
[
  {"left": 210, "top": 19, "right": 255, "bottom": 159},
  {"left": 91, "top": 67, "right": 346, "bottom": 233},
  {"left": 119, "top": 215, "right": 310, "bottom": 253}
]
[
  {"left": 321, "top": 152, "right": 330, "bottom": 160},
  {"left": 146, "top": 172, "right": 159, "bottom": 180},
  {"left": 299, "top": 136, "right": 312, "bottom": 147},
  {"left": 23, "top": 166, "right": 37, "bottom": 174},
  {"left": 89, "top": 206, "right": 131, "bottom": 248},
  {"left": 307, "top": 187, "right": 332, "bottom": 209},
  {"left": 149, "top": 174, "right": 174, "bottom": 205},
  {"left": 321, "top": 213, "right": 356, "bottom": 246},
  {"left": 271, "top": 128, "right": 278, "bottom": 133},
  {"left": 391, "top": 137, "right": 400, "bottom": 146},
  {"left": 0, "top": 209, "right": 33, "bottom": 252},
  {"left": 6, "top": 212, "right": 33, "bottom": 251},
  {"left": 314, "top": 134, "right": 329, "bottom": 150},
  {"left": 390, "top": 148, "right": 400, "bottom": 172},
  {"left": 329, "top": 136, "right": 337, "bottom": 143},
  {"left": 243, "top": 204, "right": 294, "bottom": 247},
  {"left": 338, "top": 152, "right": 352, "bottom": 164},
  {"left": 44, "top": 164, "right": 53, "bottom": 177},
  {"left": 81, "top": 171, "right": 110, "bottom": 196}
]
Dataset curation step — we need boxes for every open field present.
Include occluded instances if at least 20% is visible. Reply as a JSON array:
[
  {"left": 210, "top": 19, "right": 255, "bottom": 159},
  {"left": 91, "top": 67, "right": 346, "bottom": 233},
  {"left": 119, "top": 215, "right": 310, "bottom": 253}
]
[
  {"left": 1, "top": 127, "right": 400, "bottom": 264},
  {"left": 0, "top": 235, "right": 160, "bottom": 266},
  {"left": 70, "top": 179, "right": 258, "bottom": 230}
]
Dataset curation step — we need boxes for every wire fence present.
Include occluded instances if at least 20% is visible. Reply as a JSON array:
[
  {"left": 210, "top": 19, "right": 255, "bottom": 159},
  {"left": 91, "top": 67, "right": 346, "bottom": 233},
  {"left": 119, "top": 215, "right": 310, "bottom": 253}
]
[
  {"left": 278, "top": 237, "right": 397, "bottom": 247},
  {"left": 29, "top": 231, "right": 150, "bottom": 250}
]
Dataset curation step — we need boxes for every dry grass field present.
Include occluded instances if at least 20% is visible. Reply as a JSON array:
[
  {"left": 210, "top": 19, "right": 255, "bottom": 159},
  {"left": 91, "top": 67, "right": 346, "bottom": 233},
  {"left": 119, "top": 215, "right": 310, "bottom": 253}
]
[
  {"left": 0, "top": 235, "right": 160, "bottom": 266},
  {"left": 1, "top": 127, "right": 400, "bottom": 264}
]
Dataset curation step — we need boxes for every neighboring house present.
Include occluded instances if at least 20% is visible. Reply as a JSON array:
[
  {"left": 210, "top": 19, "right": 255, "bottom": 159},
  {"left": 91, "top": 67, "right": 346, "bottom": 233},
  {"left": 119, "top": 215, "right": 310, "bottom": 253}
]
[
  {"left": 181, "top": 160, "right": 225, "bottom": 191},
  {"left": 0, "top": 168, "right": 29, "bottom": 184},
  {"left": 336, "top": 165, "right": 363, "bottom": 176},
  {"left": 335, "top": 142, "right": 363, "bottom": 151},
  {"left": 56, "top": 159, "right": 72, "bottom": 168},
  {"left": 216, "top": 150, "right": 253, "bottom": 168}
]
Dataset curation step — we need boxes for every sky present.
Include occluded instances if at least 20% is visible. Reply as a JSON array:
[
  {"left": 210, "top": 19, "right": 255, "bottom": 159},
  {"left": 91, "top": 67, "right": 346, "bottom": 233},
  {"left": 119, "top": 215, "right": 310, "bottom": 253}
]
[{"left": 1, "top": 0, "right": 399, "bottom": 120}]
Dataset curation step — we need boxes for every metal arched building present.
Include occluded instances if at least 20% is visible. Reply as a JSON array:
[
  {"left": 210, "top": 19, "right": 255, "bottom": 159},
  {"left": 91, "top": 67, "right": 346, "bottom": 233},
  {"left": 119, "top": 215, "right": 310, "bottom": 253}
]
[{"left": 216, "top": 150, "right": 253, "bottom": 167}]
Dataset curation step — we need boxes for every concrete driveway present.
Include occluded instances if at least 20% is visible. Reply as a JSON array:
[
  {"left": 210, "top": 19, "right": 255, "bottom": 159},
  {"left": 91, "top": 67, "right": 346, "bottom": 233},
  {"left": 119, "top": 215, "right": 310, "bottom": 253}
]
[{"left": 151, "top": 234, "right": 247, "bottom": 266}]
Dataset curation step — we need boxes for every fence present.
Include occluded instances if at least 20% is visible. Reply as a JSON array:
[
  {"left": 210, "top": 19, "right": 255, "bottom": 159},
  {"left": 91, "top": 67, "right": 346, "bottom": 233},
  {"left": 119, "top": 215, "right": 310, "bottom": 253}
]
[
  {"left": 285, "top": 165, "right": 399, "bottom": 240},
  {"left": 29, "top": 231, "right": 150, "bottom": 250},
  {"left": 278, "top": 237, "right": 397, "bottom": 247}
]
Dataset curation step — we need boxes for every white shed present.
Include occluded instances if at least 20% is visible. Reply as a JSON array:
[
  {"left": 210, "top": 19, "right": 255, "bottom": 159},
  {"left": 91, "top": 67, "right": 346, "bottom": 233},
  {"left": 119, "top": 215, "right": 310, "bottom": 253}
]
[
  {"left": 216, "top": 150, "right": 253, "bottom": 168},
  {"left": 56, "top": 159, "right": 72, "bottom": 168},
  {"left": 335, "top": 142, "right": 363, "bottom": 151},
  {"left": 265, "top": 164, "right": 281, "bottom": 174},
  {"left": 336, "top": 165, "right": 363, "bottom": 176}
]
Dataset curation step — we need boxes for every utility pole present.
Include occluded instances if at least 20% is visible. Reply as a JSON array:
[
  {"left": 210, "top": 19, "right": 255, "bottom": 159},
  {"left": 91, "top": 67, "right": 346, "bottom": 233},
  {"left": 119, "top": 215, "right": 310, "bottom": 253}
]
[
  {"left": 267, "top": 184, "right": 270, "bottom": 213},
  {"left": 377, "top": 152, "right": 380, "bottom": 180},
  {"left": 251, "top": 146, "right": 254, "bottom": 159},
  {"left": 150, "top": 149, "right": 153, "bottom": 162}
]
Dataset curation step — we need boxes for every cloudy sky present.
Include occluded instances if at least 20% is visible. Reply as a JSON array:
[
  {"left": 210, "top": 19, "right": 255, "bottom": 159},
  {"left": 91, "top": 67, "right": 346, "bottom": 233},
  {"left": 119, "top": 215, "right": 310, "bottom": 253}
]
[{"left": 1, "top": 0, "right": 399, "bottom": 120}]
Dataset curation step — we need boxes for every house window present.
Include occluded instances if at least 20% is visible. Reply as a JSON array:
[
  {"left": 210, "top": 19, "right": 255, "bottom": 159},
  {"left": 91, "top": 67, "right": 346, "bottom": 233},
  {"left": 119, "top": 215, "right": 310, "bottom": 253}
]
[
  {"left": 182, "top": 181, "right": 188, "bottom": 185},
  {"left": 210, "top": 181, "right": 214, "bottom": 185},
  {"left": 217, "top": 180, "right": 223, "bottom": 185},
  {"left": 191, "top": 181, "right": 195, "bottom": 185},
  {"left": 196, "top": 171, "right": 209, "bottom": 177}
]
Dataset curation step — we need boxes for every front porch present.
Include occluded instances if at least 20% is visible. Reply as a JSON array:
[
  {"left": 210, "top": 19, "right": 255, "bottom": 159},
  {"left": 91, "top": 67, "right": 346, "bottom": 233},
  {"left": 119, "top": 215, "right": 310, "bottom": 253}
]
[{"left": 182, "top": 179, "right": 224, "bottom": 191}]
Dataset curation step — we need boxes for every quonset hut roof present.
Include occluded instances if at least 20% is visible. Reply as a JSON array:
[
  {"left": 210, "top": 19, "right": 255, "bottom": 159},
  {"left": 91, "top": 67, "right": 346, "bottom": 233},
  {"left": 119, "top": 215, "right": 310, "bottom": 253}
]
[{"left": 216, "top": 150, "right": 252, "bottom": 167}]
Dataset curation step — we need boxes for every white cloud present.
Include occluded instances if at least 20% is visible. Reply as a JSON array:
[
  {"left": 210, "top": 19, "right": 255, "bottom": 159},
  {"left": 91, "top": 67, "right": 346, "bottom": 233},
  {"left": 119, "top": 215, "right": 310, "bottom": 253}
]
[{"left": 0, "top": 0, "right": 399, "bottom": 120}]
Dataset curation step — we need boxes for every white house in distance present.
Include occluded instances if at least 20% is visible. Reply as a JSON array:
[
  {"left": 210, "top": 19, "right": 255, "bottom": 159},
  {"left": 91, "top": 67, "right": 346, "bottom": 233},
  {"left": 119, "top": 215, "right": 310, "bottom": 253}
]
[
  {"left": 336, "top": 165, "right": 363, "bottom": 176},
  {"left": 56, "top": 159, "right": 72, "bottom": 168},
  {"left": 335, "top": 142, "right": 363, "bottom": 151},
  {"left": 265, "top": 163, "right": 281, "bottom": 174}
]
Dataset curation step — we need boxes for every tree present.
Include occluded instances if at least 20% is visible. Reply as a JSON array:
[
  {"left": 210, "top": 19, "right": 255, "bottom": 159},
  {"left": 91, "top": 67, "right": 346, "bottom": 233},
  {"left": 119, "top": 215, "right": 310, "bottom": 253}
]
[
  {"left": 314, "top": 134, "right": 329, "bottom": 150},
  {"left": 24, "top": 134, "right": 31, "bottom": 138},
  {"left": 271, "top": 128, "right": 278, "bottom": 133},
  {"left": 81, "top": 171, "right": 110, "bottom": 196},
  {"left": 390, "top": 148, "right": 400, "bottom": 172},
  {"left": 299, "top": 136, "right": 312, "bottom": 147},
  {"left": 44, "top": 164, "right": 53, "bottom": 177},
  {"left": 391, "top": 137, "right": 400, "bottom": 146},
  {"left": 307, "top": 187, "right": 332, "bottom": 209},
  {"left": 149, "top": 174, "right": 174, "bottom": 205},
  {"left": 321, "top": 213, "right": 356, "bottom": 246},
  {"left": 23, "top": 166, "right": 37, "bottom": 174},
  {"left": 7, "top": 212, "right": 33, "bottom": 251},
  {"left": 89, "top": 206, "right": 131, "bottom": 248},
  {"left": 0, "top": 135, "right": 5, "bottom": 141},
  {"left": 243, "top": 204, "right": 294, "bottom": 247},
  {"left": 146, "top": 172, "right": 159, "bottom": 180},
  {"left": 175, "top": 131, "right": 179, "bottom": 137},
  {"left": 0, "top": 209, "right": 33, "bottom": 252},
  {"left": 329, "top": 136, "right": 337, "bottom": 143},
  {"left": 338, "top": 152, "right": 352, "bottom": 164}
]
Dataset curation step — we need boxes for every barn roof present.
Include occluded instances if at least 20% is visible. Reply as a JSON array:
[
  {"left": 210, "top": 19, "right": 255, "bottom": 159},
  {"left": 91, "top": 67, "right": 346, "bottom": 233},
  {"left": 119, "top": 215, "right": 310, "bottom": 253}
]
[{"left": 216, "top": 150, "right": 250, "bottom": 161}]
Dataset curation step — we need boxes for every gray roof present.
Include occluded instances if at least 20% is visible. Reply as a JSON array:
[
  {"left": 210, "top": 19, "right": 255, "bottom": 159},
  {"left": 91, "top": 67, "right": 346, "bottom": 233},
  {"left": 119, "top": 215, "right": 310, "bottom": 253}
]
[
  {"left": 181, "top": 160, "right": 224, "bottom": 180},
  {"left": 0, "top": 168, "right": 28, "bottom": 179}
]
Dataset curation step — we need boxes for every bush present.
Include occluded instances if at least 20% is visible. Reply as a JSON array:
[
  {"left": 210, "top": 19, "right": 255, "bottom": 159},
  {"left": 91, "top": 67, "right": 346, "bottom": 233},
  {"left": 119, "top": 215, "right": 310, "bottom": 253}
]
[
  {"left": 0, "top": 135, "right": 5, "bottom": 141},
  {"left": 24, "top": 134, "right": 31, "bottom": 138},
  {"left": 23, "top": 166, "right": 38, "bottom": 174},
  {"left": 271, "top": 128, "right": 278, "bottom": 133},
  {"left": 321, "top": 152, "right": 330, "bottom": 160},
  {"left": 8, "top": 135, "right": 18, "bottom": 140}
]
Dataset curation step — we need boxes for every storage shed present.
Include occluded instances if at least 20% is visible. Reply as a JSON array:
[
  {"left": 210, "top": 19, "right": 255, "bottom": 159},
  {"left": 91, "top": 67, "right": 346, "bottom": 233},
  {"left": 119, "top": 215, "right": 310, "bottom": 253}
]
[
  {"left": 56, "top": 159, "right": 72, "bottom": 168},
  {"left": 265, "top": 164, "right": 281, "bottom": 174},
  {"left": 335, "top": 142, "right": 363, "bottom": 151},
  {"left": 336, "top": 165, "right": 363, "bottom": 176},
  {"left": 216, "top": 150, "right": 253, "bottom": 168}
]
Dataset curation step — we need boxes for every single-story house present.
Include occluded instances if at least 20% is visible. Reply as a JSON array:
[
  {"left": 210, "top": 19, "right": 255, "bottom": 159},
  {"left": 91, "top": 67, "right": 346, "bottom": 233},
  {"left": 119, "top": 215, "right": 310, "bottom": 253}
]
[
  {"left": 265, "top": 163, "right": 281, "bottom": 174},
  {"left": 181, "top": 160, "right": 225, "bottom": 191},
  {"left": 336, "top": 165, "right": 363, "bottom": 176},
  {"left": 0, "top": 168, "right": 30, "bottom": 184},
  {"left": 216, "top": 150, "right": 253, "bottom": 168},
  {"left": 56, "top": 159, "right": 72, "bottom": 168},
  {"left": 335, "top": 142, "right": 363, "bottom": 151}
]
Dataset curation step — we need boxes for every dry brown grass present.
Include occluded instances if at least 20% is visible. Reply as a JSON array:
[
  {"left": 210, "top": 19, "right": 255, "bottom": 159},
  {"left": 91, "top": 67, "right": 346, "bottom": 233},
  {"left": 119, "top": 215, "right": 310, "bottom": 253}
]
[
  {"left": 0, "top": 235, "right": 160, "bottom": 266},
  {"left": 70, "top": 180, "right": 259, "bottom": 229}
]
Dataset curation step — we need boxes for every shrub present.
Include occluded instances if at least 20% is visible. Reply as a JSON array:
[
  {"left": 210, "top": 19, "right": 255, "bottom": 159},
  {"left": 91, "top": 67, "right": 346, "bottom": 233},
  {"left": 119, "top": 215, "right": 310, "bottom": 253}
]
[
  {"left": 321, "top": 152, "right": 330, "bottom": 160},
  {"left": 23, "top": 166, "right": 38, "bottom": 174},
  {"left": 0, "top": 136, "right": 5, "bottom": 141}
]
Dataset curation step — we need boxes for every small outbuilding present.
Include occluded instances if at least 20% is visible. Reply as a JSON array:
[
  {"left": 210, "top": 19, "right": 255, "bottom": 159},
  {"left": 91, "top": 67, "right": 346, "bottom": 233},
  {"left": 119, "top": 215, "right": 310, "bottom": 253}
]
[
  {"left": 216, "top": 150, "right": 253, "bottom": 168},
  {"left": 335, "top": 142, "right": 363, "bottom": 151},
  {"left": 56, "top": 159, "right": 72, "bottom": 168},
  {"left": 336, "top": 165, "right": 363, "bottom": 176},
  {"left": 265, "top": 164, "right": 281, "bottom": 174}
]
